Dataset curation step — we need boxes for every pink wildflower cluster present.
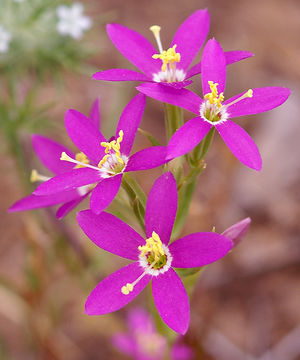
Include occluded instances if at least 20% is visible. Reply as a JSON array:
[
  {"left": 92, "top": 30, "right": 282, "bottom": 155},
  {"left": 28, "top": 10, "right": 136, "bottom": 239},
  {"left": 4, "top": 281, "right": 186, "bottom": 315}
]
[{"left": 9, "top": 8, "right": 290, "bottom": 350}]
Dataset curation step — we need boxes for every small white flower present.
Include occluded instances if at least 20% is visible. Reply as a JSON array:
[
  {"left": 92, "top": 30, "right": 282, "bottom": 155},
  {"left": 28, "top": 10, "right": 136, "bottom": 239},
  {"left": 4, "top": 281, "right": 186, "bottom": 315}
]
[
  {"left": 0, "top": 25, "right": 12, "bottom": 54},
  {"left": 56, "top": 2, "right": 92, "bottom": 40}
]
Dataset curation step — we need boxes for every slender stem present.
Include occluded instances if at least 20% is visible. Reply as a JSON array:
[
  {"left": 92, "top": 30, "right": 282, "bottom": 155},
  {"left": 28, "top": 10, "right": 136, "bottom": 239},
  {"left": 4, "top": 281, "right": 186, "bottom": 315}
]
[
  {"left": 163, "top": 103, "right": 183, "bottom": 142},
  {"left": 121, "top": 174, "right": 147, "bottom": 232},
  {"left": 192, "top": 127, "right": 215, "bottom": 163},
  {"left": 171, "top": 180, "right": 196, "bottom": 241},
  {"left": 122, "top": 173, "right": 147, "bottom": 209}
]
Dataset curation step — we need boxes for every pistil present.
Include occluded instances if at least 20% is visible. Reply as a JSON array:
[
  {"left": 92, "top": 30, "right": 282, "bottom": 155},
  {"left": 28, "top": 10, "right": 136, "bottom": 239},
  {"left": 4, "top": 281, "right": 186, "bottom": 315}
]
[
  {"left": 150, "top": 25, "right": 182, "bottom": 82},
  {"left": 30, "top": 169, "right": 51, "bottom": 183}
]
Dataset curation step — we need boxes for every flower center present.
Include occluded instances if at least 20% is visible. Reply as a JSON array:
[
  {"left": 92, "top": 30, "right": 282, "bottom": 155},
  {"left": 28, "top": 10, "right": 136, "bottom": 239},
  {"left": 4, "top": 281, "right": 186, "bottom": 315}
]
[
  {"left": 121, "top": 231, "right": 172, "bottom": 295},
  {"left": 60, "top": 130, "right": 128, "bottom": 178},
  {"left": 200, "top": 81, "right": 253, "bottom": 125},
  {"left": 150, "top": 25, "right": 185, "bottom": 83},
  {"left": 136, "top": 332, "right": 165, "bottom": 356}
]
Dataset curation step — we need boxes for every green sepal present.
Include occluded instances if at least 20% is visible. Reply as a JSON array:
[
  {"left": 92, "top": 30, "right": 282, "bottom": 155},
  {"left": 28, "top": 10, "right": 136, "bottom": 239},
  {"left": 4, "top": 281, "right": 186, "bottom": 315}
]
[{"left": 138, "top": 128, "right": 161, "bottom": 146}]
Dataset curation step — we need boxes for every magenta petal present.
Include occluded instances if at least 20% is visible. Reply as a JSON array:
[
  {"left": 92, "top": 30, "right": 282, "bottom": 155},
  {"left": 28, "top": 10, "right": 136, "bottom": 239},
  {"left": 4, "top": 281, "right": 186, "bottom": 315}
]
[
  {"left": 152, "top": 269, "right": 189, "bottom": 334},
  {"left": 111, "top": 334, "right": 135, "bottom": 356},
  {"left": 167, "top": 116, "right": 212, "bottom": 160},
  {"left": 65, "top": 109, "right": 106, "bottom": 164},
  {"left": 90, "top": 174, "right": 122, "bottom": 214},
  {"left": 161, "top": 80, "right": 193, "bottom": 89},
  {"left": 145, "top": 172, "right": 177, "bottom": 245},
  {"left": 222, "top": 217, "right": 251, "bottom": 247},
  {"left": 171, "top": 342, "right": 194, "bottom": 360},
  {"left": 77, "top": 209, "right": 144, "bottom": 260},
  {"left": 32, "top": 135, "right": 74, "bottom": 175},
  {"left": 201, "top": 39, "right": 226, "bottom": 95},
  {"left": 89, "top": 98, "right": 100, "bottom": 129},
  {"left": 34, "top": 168, "right": 101, "bottom": 195},
  {"left": 226, "top": 87, "right": 291, "bottom": 118},
  {"left": 216, "top": 120, "right": 262, "bottom": 171},
  {"left": 170, "top": 232, "right": 233, "bottom": 268},
  {"left": 224, "top": 50, "right": 254, "bottom": 66},
  {"left": 85, "top": 262, "right": 151, "bottom": 315},
  {"left": 125, "top": 146, "right": 168, "bottom": 172},
  {"left": 8, "top": 191, "right": 80, "bottom": 212},
  {"left": 56, "top": 193, "right": 89, "bottom": 219},
  {"left": 117, "top": 93, "right": 146, "bottom": 156},
  {"left": 171, "top": 9, "right": 209, "bottom": 70},
  {"left": 127, "top": 308, "right": 155, "bottom": 333},
  {"left": 93, "top": 68, "right": 150, "bottom": 82},
  {"left": 137, "top": 83, "right": 201, "bottom": 114},
  {"left": 106, "top": 23, "right": 160, "bottom": 76},
  {"left": 186, "top": 50, "right": 254, "bottom": 79}
]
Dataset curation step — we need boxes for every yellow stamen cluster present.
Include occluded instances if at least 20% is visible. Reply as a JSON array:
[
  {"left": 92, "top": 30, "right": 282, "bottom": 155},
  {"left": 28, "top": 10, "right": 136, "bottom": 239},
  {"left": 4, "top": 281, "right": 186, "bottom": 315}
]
[
  {"left": 98, "top": 130, "right": 124, "bottom": 168},
  {"left": 152, "top": 45, "right": 181, "bottom": 72},
  {"left": 121, "top": 232, "right": 165, "bottom": 296},
  {"left": 204, "top": 81, "right": 224, "bottom": 108},
  {"left": 75, "top": 152, "right": 89, "bottom": 168},
  {"left": 138, "top": 231, "right": 165, "bottom": 262}
]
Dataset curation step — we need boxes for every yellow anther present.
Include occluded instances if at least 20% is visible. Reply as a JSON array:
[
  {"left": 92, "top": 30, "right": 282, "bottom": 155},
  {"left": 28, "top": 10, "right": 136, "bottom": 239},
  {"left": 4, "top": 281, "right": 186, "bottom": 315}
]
[
  {"left": 98, "top": 130, "right": 124, "bottom": 168},
  {"left": 204, "top": 81, "right": 224, "bottom": 108},
  {"left": 75, "top": 152, "right": 89, "bottom": 168},
  {"left": 138, "top": 231, "right": 165, "bottom": 262},
  {"left": 97, "top": 154, "right": 109, "bottom": 168},
  {"left": 121, "top": 283, "right": 133, "bottom": 295},
  {"left": 153, "top": 44, "right": 181, "bottom": 72}
]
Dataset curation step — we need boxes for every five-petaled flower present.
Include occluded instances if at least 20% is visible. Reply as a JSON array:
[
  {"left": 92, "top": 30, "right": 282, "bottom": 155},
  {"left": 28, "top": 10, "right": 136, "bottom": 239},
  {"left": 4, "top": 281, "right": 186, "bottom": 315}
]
[
  {"left": 9, "top": 99, "right": 101, "bottom": 219},
  {"left": 137, "top": 38, "right": 291, "bottom": 171},
  {"left": 112, "top": 307, "right": 167, "bottom": 360},
  {"left": 56, "top": 2, "right": 92, "bottom": 40},
  {"left": 77, "top": 172, "right": 233, "bottom": 334},
  {"left": 112, "top": 307, "right": 194, "bottom": 360},
  {"left": 32, "top": 94, "right": 168, "bottom": 215},
  {"left": 93, "top": 9, "right": 253, "bottom": 90}
]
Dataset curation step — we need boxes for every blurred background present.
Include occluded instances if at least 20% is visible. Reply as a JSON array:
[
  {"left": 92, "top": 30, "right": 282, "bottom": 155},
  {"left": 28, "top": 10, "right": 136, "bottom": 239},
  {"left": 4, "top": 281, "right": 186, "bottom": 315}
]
[{"left": 1, "top": 0, "right": 299, "bottom": 359}]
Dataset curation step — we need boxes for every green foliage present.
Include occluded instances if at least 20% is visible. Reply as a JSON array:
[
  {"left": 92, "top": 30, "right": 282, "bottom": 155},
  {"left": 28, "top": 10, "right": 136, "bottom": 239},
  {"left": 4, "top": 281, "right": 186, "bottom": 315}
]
[{"left": 0, "top": 0, "right": 92, "bottom": 77}]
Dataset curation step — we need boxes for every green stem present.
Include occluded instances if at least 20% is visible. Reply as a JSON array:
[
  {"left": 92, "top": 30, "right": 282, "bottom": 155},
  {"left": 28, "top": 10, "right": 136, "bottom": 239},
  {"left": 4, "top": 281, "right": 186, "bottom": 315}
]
[
  {"left": 122, "top": 173, "right": 147, "bottom": 209},
  {"left": 171, "top": 180, "right": 196, "bottom": 241},
  {"left": 192, "top": 126, "right": 215, "bottom": 163},
  {"left": 164, "top": 103, "right": 183, "bottom": 142},
  {"left": 121, "top": 174, "right": 147, "bottom": 232}
]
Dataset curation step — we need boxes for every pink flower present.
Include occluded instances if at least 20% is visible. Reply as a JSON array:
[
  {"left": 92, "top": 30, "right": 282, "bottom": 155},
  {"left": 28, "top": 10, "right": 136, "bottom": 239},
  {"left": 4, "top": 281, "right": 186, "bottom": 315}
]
[
  {"left": 137, "top": 39, "right": 291, "bottom": 171},
  {"left": 8, "top": 99, "right": 100, "bottom": 219},
  {"left": 77, "top": 172, "right": 233, "bottom": 334},
  {"left": 93, "top": 10, "right": 253, "bottom": 90}
]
